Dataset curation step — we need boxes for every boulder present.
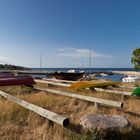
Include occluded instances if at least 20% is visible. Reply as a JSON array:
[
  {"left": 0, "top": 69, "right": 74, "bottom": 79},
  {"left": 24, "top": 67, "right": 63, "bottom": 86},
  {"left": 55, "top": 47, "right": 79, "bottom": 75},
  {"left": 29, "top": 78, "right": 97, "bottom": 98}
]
[{"left": 80, "top": 114, "right": 129, "bottom": 130}]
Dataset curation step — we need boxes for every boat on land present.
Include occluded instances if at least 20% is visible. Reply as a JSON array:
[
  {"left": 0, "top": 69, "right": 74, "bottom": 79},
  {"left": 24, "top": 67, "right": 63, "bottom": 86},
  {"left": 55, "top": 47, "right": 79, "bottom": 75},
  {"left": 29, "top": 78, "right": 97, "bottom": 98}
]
[
  {"left": 0, "top": 72, "right": 15, "bottom": 78},
  {"left": 122, "top": 75, "right": 138, "bottom": 83},
  {"left": 53, "top": 69, "right": 84, "bottom": 81},
  {"left": 0, "top": 74, "right": 35, "bottom": 86}
]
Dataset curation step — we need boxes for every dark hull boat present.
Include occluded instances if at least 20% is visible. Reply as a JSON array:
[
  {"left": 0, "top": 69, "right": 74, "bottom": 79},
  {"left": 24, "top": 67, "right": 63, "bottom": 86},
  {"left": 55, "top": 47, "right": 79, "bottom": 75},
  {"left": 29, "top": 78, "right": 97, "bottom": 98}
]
[
  {"left": 0, "top": 72, "right": 15, "bottom": 78},
  {"left": 0, "top": 75, "right": 35, "bottom": 86},
  {"left": 53, "top": 71, "right": 84, "bottom": 81}
]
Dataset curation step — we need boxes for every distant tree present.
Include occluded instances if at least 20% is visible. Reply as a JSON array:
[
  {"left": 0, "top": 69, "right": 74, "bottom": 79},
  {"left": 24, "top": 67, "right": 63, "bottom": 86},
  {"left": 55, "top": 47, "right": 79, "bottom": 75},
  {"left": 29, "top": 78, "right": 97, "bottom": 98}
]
[
  {"left": 0, "top": 64, "right": 29, "bottom": 70},
  {"left": 131, "top": 48, "right": 140, "bottom": 69}
]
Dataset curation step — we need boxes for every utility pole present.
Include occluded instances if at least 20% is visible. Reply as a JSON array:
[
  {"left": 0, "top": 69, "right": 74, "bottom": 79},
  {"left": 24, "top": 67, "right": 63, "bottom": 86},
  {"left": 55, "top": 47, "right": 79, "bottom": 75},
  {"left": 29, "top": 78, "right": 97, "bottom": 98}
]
[
  {"left": 40, "top": 53, "right": 43, "bottom": 71},
  {"left": 81, "top": 61, "right": 84, "bottom": 69},
  {"left": 89, "top": 47, "right": 91, "bottom": 74}
]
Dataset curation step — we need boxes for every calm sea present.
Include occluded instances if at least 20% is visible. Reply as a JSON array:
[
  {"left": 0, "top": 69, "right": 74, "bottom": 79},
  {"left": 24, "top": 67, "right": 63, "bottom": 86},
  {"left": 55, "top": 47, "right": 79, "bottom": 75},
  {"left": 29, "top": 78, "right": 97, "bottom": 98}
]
[
  {"left": 31, "top": 68, "right": 135, "bottom": 73},
  {"left": 31, "top": 68, "right": 137, "bottom": 82}
]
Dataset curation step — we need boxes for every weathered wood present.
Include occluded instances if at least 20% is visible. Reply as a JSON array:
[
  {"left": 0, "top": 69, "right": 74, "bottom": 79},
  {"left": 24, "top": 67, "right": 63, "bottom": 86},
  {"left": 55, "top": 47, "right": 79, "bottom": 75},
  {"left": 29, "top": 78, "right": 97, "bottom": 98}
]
[
  {"left": 35, "top": 79, "right": 70, "bottom": 87},
  {"left": 95, "top": 88, "right": 131, "bottom": 96},
  {"left": 0, "top": 90, "right": 69, "bottom": 127},
  {"left": 42, "top": 78, "right": 76, "bottom": 84},
  {"left": 36, "top": 88, "right": 123, "bottom": 108}
]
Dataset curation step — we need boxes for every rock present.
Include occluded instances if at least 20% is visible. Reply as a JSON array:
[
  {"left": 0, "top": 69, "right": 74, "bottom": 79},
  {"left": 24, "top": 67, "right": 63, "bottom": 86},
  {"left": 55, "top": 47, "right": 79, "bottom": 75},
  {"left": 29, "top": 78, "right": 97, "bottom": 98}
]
[{"left": 80, "top": 114, "right": 129, "bottom": 130}]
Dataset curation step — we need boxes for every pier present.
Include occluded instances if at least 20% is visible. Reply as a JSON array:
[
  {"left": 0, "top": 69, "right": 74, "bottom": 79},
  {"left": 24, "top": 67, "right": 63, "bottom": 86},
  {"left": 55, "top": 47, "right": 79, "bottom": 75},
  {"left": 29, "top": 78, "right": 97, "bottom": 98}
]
[{"left": 113, "top": 71, "right": 140, "bottom": 77}]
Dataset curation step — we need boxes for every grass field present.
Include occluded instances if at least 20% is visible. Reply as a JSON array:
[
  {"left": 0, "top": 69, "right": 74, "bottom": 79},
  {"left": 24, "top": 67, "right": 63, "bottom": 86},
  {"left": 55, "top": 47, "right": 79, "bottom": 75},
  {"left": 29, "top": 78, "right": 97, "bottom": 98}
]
[{"left": 0, "top": 82, "right": 140, "bottom": 140}]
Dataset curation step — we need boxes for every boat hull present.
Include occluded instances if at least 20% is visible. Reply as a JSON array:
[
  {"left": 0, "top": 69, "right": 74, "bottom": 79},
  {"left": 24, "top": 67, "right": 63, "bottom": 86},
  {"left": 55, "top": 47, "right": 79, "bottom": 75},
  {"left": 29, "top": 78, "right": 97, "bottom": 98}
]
[
  {"left": 0, "top": 72, "right": 15, "bottom": 78},
  {"left": 54, "top": 72, "right": 84, "bottom": 81},
  {"left": 0, "top": 75, "right": 35, "bottom": 86}
]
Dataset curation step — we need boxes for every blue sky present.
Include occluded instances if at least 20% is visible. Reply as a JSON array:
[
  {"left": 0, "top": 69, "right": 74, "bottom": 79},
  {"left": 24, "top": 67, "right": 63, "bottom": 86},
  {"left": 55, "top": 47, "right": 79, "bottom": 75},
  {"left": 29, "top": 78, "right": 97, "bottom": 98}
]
[{"left": 0, "top": 0, "right": 140, "bottom": 68}]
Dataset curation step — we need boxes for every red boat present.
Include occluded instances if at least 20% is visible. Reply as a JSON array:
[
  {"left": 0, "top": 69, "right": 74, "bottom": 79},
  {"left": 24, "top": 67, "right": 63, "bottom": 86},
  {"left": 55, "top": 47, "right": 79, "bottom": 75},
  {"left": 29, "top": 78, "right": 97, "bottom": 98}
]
[
  {"left": 0, "top": 75, "right": 35, "bottom": 86},
  {"left": 0, "top": 72, "right": 15, "bottom": 78}
]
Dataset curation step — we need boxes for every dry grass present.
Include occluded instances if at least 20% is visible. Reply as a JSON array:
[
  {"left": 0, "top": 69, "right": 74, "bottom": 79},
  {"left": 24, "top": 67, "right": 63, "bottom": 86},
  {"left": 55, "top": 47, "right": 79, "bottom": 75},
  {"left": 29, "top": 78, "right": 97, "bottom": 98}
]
[{"left": 0, "top": 83, "right": 140, "bottom": 139}]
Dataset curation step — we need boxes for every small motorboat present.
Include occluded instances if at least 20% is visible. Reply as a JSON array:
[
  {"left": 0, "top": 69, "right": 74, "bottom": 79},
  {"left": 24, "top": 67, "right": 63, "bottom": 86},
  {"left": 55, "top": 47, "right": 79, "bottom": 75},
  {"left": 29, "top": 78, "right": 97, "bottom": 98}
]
[
  {"left": 100, "top": 73, "right": 108, "bottom": 77},
  {"left": 122, "top": 75, "right": 138, "bottom": 83}
]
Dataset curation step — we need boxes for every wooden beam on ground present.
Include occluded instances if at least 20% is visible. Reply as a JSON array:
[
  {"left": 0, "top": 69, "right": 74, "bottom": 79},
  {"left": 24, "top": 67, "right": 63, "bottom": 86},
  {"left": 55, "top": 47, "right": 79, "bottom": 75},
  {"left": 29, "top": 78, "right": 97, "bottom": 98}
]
[
  {"left": 119, "top": 85, "right": 134, "bottom": 90},
  {"left": 42, "top": 78, "right": 76, "bottom": 84},
  {"left": 94, "top": 88, "right": 131, "bottom": 96},
  {"left": 0, "top": 90, "right": 69, "bottom": 127},
  {"left": 35, "top": 79, "right": 70, "bottom": 87},
  {"left": 36, "top": 87, "right": 123, "bottom": 108}
]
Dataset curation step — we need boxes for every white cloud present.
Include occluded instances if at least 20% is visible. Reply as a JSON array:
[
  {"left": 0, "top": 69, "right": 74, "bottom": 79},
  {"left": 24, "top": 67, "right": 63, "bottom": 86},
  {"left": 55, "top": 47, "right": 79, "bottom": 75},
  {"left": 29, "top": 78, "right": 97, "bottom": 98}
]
[
  {"left": 0, "top": 56, "right": 11, "bottom": 64},
  {"left": 58, "top": 47, "right": 112, "bottom": 58}
]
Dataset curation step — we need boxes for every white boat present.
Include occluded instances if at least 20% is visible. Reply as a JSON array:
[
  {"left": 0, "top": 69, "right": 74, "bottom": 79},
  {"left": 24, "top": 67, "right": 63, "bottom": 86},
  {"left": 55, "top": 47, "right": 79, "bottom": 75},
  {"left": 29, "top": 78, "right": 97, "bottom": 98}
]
[
  {"left": 68, "top": 69, "right": 85, "bottom": 73},
  {"left": 122, "top": 75, "right": 138, "bottom": 83},
  {"left": 100, "top": 73, "right": 108, "bottom": 77},
  {"left": 54, "top": 69, "right": 84, "bottom": 81}
]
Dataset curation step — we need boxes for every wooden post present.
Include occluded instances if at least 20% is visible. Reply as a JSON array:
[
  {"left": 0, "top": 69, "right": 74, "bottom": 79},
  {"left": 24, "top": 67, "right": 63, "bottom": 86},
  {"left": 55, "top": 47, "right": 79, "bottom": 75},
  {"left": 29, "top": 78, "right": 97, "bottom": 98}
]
[
  {"left": 121, "top": 89, "right": 124, "bottom": 102},
  {"left": 0, "top": 90, "right": 69, "bottom": 127},
  {"left": 36, "top": 88, "right": 123, "bottom": 108},
  {"left": 94, "top": 102, "right": 99, "bottom": 109}
]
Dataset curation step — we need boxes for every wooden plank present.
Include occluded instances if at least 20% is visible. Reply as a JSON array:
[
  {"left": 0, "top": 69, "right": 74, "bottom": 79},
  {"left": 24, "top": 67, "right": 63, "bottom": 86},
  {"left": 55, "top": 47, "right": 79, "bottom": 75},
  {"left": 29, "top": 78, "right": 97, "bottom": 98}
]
[
  {"left": 35, "top": 79, "right": 70, "bottom": 87},
  {"left": 42, "top": 78, "right": 76, "bottom": 84},
  {"left": 0, "top": 90, "right": 69, "bottom": 127},
  {"left": 36, "top": 88, "right": 123, "bottom": 108},
  {"left": 95, "top": 88, "right": 131, "bottom": 96}
]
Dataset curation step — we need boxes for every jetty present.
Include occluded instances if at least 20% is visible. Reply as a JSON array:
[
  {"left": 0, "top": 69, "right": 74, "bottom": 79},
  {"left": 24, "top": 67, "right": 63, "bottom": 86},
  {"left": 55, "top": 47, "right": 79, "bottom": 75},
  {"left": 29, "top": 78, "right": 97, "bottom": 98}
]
[
  {"left": 0, "top": 70, "right": 53, "bottom": 75},
  {"left": 113, "top": 71, "right": 140, "bottom": 77}
]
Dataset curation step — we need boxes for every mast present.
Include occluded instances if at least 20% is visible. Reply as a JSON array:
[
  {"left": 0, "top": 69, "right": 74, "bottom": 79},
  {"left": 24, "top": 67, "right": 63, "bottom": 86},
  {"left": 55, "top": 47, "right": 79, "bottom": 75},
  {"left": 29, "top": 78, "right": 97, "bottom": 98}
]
[
  {"left": 89, "top": 47, "right": 91, "bottom": 74},
  {"left": 40, "top": 53, "right": 43, "bottom": 71}
]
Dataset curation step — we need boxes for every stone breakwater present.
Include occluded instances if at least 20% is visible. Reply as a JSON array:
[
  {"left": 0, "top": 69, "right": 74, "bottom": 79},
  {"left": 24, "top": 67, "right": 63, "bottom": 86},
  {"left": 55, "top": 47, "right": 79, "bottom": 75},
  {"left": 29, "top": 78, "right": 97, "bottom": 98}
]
[{"left": 113, "top": 71, "right": 140, "bottom": 77}]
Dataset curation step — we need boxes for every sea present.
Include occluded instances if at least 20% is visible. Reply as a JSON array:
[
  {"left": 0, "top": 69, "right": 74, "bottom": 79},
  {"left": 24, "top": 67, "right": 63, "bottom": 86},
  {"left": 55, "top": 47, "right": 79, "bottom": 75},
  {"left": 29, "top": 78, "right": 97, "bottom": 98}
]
[{"left": 31, "top": 68, "right": 137, "bottom": 82}]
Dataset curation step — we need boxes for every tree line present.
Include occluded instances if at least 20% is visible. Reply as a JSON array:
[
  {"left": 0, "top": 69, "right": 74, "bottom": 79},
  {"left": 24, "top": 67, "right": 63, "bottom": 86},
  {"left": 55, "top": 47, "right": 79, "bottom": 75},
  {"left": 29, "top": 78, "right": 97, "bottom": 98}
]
[
  {"left": 0, "top": 64, "right": 29, "bottom": 70},
  {"left": 132, "top": 48, "right": 140, "bottom": 70}
]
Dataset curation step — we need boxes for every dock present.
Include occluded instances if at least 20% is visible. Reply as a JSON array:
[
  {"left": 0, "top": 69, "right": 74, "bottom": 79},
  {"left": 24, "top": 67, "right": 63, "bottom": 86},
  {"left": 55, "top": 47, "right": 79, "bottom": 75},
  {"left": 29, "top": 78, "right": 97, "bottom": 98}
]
[
  {"left": 0, "top": 70, "right": 54, "bottom": 75},
  {"left": 113, "top": 71, "right": 140, "bottom": 77}
]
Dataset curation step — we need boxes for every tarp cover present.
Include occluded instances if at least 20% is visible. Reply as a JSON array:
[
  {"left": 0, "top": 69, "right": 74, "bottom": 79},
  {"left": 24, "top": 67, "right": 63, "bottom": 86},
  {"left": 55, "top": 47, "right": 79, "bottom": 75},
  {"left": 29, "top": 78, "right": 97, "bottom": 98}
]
[{"left": 132, "top": 87, "right": 140, "bottom": 96}]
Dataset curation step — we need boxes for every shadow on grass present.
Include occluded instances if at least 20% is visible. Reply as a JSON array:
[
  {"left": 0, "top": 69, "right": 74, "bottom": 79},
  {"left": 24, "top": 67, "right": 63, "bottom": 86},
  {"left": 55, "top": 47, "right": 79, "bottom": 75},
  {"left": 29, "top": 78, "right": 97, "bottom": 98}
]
[
  {"left": 66, "top": 122, "right": 140, "bottom": 140},
  {"left": 67, "top": 123, "right": 82, "bottom": 133}
]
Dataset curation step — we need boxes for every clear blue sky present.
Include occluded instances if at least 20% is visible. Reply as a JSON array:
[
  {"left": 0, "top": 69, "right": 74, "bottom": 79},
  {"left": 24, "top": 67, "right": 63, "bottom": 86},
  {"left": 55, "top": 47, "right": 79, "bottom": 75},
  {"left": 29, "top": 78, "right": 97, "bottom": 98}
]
[{"left": 0, "top": 0, "right": 140, "bottom": 68}]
